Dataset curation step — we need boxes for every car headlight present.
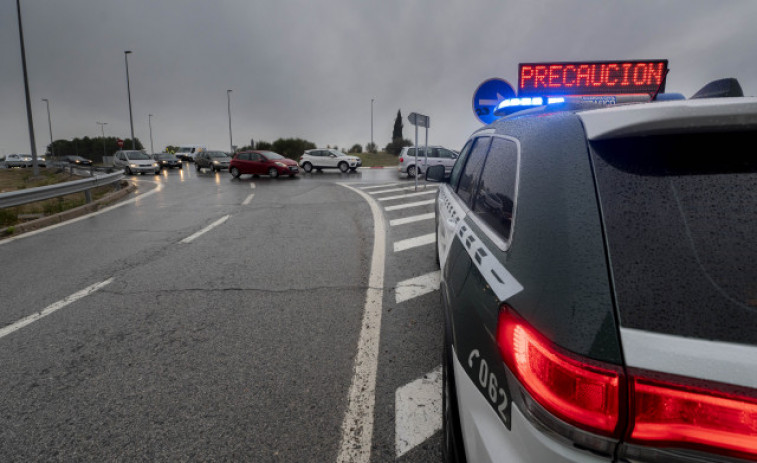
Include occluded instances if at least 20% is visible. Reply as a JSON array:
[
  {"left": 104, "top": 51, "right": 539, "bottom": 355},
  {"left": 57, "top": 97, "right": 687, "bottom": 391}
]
[
  {"left": 274, "top": 162, "right": 287, "bottom": 167},
  {"left": 153, "top": 163, "right": 159, "bottom": 167},
  {"left": 130, "top": 164, "right": 137, "bottom": 168},
  {"left": 213, "top": 160, "right": 220, "bottom": 164}
]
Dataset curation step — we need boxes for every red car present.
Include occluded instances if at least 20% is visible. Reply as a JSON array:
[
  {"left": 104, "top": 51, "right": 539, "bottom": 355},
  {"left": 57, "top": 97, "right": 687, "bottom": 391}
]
[{"left": 229, "top": 150, "right": 299, "bottom": 178}]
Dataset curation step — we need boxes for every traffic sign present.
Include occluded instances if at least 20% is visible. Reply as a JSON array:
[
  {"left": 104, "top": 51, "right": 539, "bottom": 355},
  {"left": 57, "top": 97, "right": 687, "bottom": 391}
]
[
  {"left": 472, "top": 78, "right": 516, "bottom": 124},
  {"left": 408, "top": 112, "right": 430, "bottom": 128},
  {"left": 117, "top": 138, "right": 124, "bottom": 148}
]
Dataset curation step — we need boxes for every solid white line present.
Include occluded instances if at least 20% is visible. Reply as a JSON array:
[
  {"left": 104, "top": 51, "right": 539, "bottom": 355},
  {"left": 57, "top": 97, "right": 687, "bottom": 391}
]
[
  {"left": 250, "top": 183, "right": 256, "bottom": 189},
  {"left": 395, "top": 366, "right": 443, "bottom": 457},
  {"left": 0, "top": 182, "right": 162, "bottom": 246},
  {"left": 242, "top": 193, "right": 255, "bottom": 205},
  {"left": 359, "top": 183, "right": 401, "bottom": 190},
  {"left": 377, "top": 190, "right": 437, "bottom": 202},
  {"left": 0, "top": 278, "right": 113, "bottom": 340},
  {"left": 393, "top": 233, "right": 435, "bottom": 252},
  {"left": 180, "top": 215, "right": 230, "bottom": 243},
  {"left": 336, "top": 183, "right": 386, "bottom": 463},
  {"left": 390, "top": 213, "right": 435, "bottom": 227},
  {"left": 384, "top": 199, "right": 435, "bottom": 211},
  {"left": 369, "top": 185, "right": 437, "bottom": 195},
  {"left": 395, "top": 271, "right": 440, "bottom": 303}
]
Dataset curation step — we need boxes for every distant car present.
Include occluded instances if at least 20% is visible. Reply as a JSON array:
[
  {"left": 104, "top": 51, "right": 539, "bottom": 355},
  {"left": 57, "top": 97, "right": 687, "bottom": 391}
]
[
  {"left": 299, "top": 149, "right": 362, "bottom": 173},
  {"left": 230, "top": 150, "right": 299, "bottom": 178},
  {"left": 194, "top": 150, "right": 231, "bottom": 172},
  {"left": 113, "top": 150, "right": 159, "bottom": 175},
  {"left": 4, "top": 154, "right": 33, "bottom": 168},
  {"left": 152, "top": 152, "right": 182, "bottom": 169},
  {"left": 63, "top": 155, "right": 93, "bottom": 167},
  {"left": 398, "top": 146, "right": 458, "bottom": 178},
  {"left": 174, "top": 145, "right": 206, "bottom": 162},
  {"left": 37, "top": 155, "right": 46, "bottom": 167}
]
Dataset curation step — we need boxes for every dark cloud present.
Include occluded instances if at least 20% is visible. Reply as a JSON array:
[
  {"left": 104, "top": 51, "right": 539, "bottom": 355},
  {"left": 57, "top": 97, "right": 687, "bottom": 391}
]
[{"left": 2, "top": 0, "right": 756, "bottom": 155}]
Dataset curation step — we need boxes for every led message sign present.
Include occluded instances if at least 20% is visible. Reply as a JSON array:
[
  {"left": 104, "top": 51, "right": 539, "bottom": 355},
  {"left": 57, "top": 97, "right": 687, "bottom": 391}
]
[{"left": 518, "top": 60, "right": 668, "bottom": 97}]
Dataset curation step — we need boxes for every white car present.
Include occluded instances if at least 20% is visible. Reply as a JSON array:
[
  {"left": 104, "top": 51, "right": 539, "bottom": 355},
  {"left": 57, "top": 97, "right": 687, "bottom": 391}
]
[
  {"left": 299, "top": 149, "right": 362, "bottom": 173},
  {"left": 113, "top": 150, "right": 160, "bottom": 175},
  {"left": 397, "top": 146, "right": 458, "bottom": 178},
  {"left": 4, "top": 154, "right": 33, "bottom": 168}
]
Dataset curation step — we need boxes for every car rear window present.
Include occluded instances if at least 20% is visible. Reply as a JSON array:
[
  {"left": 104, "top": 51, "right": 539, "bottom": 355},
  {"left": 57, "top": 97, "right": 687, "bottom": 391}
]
[{"left": 590, "top": 131, "right": 757, "bottom": 345}]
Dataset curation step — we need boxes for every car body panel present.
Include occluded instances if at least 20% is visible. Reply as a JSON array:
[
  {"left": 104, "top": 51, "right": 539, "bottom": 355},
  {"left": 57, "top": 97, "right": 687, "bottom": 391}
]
[
  {"left": 231, "top": 151, "right": 299, "bottom": 177},
  {"left": 300, "top": 149, "right": 361, "bottom": 171},
  {"left": 398, "top": 145, "right": 458, "bottom": 176}
]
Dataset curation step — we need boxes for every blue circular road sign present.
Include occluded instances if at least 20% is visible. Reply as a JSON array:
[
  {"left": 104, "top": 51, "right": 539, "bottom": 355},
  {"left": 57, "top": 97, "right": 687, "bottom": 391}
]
[{"left": 472, "top": 78, "right": 516, "bottom": 124}]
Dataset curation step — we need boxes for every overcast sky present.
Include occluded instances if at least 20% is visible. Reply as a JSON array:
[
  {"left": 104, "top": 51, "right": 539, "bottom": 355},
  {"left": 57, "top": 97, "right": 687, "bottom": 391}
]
[{"left": 2, "top": 0, "right": 756, "bottom": 156}]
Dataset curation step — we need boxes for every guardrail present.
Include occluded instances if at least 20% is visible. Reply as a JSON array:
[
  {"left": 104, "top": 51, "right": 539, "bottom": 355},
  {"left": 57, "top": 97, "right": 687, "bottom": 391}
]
[{"left": 0, "top": 171, "right": 124, "bottom": 209}]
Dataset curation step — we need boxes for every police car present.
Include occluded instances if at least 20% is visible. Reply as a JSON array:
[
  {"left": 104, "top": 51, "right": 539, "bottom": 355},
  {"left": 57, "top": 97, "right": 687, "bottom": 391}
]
[{"left": 427, "top": 61, "right": 757, "bottom": 463}]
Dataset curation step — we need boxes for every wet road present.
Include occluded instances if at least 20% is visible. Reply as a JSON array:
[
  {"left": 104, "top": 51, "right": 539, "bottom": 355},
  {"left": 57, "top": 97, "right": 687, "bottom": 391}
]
[{"left": 0, "top": 165, "right": 442, "bottom": 462}]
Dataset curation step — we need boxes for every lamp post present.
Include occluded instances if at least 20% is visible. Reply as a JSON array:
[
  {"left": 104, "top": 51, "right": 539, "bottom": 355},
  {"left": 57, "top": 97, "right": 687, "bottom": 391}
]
[
  {"left": 124, "top": 50, "right": 136, "bottom": 150},
  {"left": 42, "top": 98, "right": 54, "bottom": 159},
  {"left": 96, "top": 122, "right": 107, "bottom": 160},
  {"left": 148, "top": 114, "right": 154, "bottom": 155},
  {"left": 371, "top": 98, "right": 374, "bottom": 150},
  {"left": 227, "top": 90, "right": 233, "bottom": 154},
  {"left": 16, "top": 0, "right": 38, "bottom": 176}
]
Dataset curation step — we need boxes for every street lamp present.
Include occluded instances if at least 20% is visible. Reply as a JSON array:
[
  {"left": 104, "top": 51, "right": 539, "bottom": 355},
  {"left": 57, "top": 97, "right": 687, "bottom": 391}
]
[
  {"left": 96, "top": 122, "right": 108, "bottom": 160},
  {"left": 42, "top": 98, "right": 54, "bottom": 158},
  {"left": 16, "top": 0, "right": 38, "bottom": 176},
  {"left": 371, "top": 98, "right": 374, "bottom": 150},
  {"left": 227, "top": 90, "right": 233, "bottom": 154},
  {"left": 148, "top": 114, "right": 154, "bottom": 155},
  {"left": 124, "top": 50, "right": 136, "bottom": 150}
]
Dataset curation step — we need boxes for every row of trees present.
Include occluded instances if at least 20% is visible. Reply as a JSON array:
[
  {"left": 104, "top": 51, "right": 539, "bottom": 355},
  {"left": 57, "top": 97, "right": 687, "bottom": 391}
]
[{"left": 45, "top": 137, "right": 144, "bottom": 164}]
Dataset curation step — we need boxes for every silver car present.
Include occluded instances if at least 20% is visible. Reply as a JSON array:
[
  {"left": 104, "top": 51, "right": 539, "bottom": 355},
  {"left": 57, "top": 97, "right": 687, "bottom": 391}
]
[
  {"left": 113, "top": 150, "right": 160, "bottom": 175},
  {"left": 397, "top": 146, "right": 458, "bottom": 178}
]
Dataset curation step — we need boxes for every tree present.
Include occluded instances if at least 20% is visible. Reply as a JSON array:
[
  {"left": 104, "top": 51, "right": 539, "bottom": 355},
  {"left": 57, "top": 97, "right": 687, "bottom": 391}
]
[
  {"left": 165, "top": 145, "right": 179, "bottom": 154},
  {"left": 392, "top": 109, "right": 403, "bottom": 141},
  {"left": 349, "top": 144, "right": 363, "bottom": 154},
  {"left": 271, "top": 137, "right": 317, "bottom": 160},
  {"left": 385, "top": 137, "right": 412, "bottom": 155},
  {"left": 365, "top": 142, "right": 377, "bottom": 154}
]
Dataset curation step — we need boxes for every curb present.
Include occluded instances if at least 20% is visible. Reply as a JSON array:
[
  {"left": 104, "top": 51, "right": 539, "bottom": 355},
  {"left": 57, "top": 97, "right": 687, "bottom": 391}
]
[{"left": 3, "top": 181, "right": 135, "bottom": 238}]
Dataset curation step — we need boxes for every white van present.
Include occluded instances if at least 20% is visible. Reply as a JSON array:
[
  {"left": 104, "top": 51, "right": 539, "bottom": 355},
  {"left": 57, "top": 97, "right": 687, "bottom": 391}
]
[{"left": 174, "top": 145, "right": 206, "bottom": 162}]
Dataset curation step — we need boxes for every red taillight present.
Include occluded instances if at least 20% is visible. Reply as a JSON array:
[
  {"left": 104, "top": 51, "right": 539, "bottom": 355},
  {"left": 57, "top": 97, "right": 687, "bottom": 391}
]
[
  {"left": 497, "top": 307, "right": 623, "bottom": 437},
  {"left": 630, "top": 376, "right": 757, "bottom": 460},
  {"left": 497, "top": 305, "right": 757, "bottom": 460},
  {"left": 399, "top": 157, "right": 404, "bottom": 163}
]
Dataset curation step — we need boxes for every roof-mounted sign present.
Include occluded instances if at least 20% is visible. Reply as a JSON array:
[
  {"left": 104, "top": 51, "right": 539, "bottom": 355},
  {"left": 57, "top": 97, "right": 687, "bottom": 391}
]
[{"left": 518, "top": 60, "right": 668, "bottom": 97}]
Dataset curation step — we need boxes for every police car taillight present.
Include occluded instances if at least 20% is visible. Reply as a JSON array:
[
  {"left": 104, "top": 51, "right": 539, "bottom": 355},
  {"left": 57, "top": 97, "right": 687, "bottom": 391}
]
[
  {"left": 399, "top": 157, "right": 404, "bottom": 163},
  {"left": 497, "top": 306, "right": 757, "bottom": 459},
  {"left": 496, "top": 306, "right": 624, "bottom": 437}
]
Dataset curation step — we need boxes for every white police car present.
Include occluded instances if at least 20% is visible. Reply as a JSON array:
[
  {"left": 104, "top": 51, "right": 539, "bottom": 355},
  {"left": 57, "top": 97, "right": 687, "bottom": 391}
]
[{"left": 427, "top": 62, "right": 757, "bottom": 463}]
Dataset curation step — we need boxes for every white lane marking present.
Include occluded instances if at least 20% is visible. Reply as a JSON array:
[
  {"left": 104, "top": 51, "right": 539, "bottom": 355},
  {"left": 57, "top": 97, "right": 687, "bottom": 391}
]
[
  {"left": 377, "top": 190, "right": 438, "bottom": 202},
  {"left": 395, "top": 366, "right": 443, "bottom": 458},
  {"left": 250, "top": 183, "right": 256, "bottom": 189},
  {"left": 180, "top": 215, "right": 230, "bottom": 243},
  {"left": 359, "top": 183, "right": 401, "bottom": 190},
  {"left": 369, "top": 185, "right": 438, "bottom": 195},
  {"left": 394, "top": 233, "right": 435, "bottom": 253},
  {"left": 385, "top": 199, "right": 435, "bottom": 211},
  {"left": 242, "top": 193, "right": 255, "bottom": 205},
  {"left": 336, "top": 183, "right": 386, "bottom": 463},
  {"left": 0, "top": 182, "right": 162, "bottom": 246},
  {"left": 395, "top": 271, "right": 440, "bottom": 303},
  {"left": 390, "top": 213, "right": 435, "bottom": 227},
  {"left": 0, "top": 278, "right": 113, "bottom": 340}
]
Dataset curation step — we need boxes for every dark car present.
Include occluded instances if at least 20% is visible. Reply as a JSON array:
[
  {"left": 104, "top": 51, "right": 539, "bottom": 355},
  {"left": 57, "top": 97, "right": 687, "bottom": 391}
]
[
  {"left": 152, "top": 152, "right": 182, "bottom": 169},
  {"left": 429, "top": 79, "right": 757, "bottom": 463},
  {"left": 194, "top": 150, "right": 231, "bottom": 172},
  {"left": 229, "top": 150, "right": 299, "bottom": 178},
  {"left": 63, "top": 155, "right": 93, "bottom": 166}
]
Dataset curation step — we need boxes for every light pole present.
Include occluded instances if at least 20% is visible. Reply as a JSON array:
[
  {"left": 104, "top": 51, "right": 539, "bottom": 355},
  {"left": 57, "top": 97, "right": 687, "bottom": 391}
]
[
  {"left": 42, "top": 98, "right": 54, "bottom": 159},
  {"left": 96, "top": 122, "right": 108, "bottom": 160},
  {"left": 148, "top": 114, "right": 154, "bottom": 155},
  {"left": 371, "top": 98, "right": 374, "bottom": 150},
  {"left": 16, "top": 0, "right": 38, "bottom": 176},
  {"left": 124, "top": 50, "right": 136, "bottom": 150},
  {"left": 227, "top": 90, "right": 233, "bottom": 154}
]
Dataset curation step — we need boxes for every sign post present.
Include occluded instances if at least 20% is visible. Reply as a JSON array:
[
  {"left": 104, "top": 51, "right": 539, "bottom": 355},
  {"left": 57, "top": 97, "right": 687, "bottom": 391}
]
[{"left": 408, "top": 112, "right": 430, "bottom": 191}]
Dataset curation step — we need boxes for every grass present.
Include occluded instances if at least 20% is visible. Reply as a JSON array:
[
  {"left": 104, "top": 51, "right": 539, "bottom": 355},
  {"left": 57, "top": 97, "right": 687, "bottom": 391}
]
[
  {"left": 349, "top": 151, "right": 399, "bottom": 167},
  {"left": 0, "top": 167, "right": 118, "bottom": 227}
]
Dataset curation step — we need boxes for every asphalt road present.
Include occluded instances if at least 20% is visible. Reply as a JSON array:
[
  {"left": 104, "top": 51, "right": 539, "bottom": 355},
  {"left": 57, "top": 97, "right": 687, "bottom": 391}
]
[{"left": 0, "top": 165, "right": 442, "bottom": 462}]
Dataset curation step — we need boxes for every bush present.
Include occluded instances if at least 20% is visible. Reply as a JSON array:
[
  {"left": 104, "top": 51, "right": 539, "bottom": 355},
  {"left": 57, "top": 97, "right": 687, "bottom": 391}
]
[
  {"left": 384, "top": 137, "right": 412, "bottom": 155},
  {"left": 349, "top": 144, "right": 363, "bottom": 154},
  {"left": 271, "top": 138, "right": 317, "bottom": 160},
  {"left": 365, "top": 142, "right": 377, "bottom": 154}
]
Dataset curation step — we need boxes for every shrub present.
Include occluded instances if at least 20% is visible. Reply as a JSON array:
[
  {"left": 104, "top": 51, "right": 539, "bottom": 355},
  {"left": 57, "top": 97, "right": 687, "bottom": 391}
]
[{"left": 349, "top": 144, "right": 363, "bottom": 154}]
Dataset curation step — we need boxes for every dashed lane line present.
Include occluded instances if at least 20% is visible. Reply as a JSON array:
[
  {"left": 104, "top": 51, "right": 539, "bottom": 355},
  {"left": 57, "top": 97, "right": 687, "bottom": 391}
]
[
  {"left": 393, "top": 233, "right": 436, "bottom": 253},
  {"left": 368, "top": 185, "right": 437, "bottom": 195},
  {"left": 242, "top": 193, "right": 255, "bottom": 205},
  {"left": 0, "top": 279, "right": 114, "bottom": 340},
  {"left": 389, "top": 213, "right": 435, "bottom": 227},
  {"left": 395, "top": 366, "right": 443, "bottom": 458},
  {"left": 377, "top": 189, "right": 438, "bottom": 202},
  {"left": 358, "top": 183, "right": 401, "bottom": 190},
  {"left": 395, "top": 271, "right": 440, "bottom": 303},
  {"left": 384, "top": 199, "right": 435, "bottom": 211},
  {"left": 180, "top": 215, "right": 231, "bottom": 244}
]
